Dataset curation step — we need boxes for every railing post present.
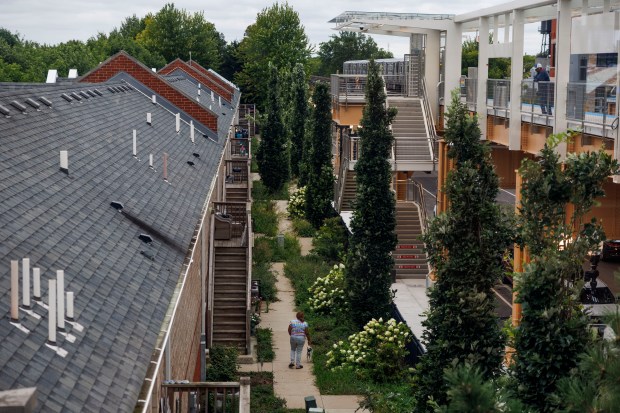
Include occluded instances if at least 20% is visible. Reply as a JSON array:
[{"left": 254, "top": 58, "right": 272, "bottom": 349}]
[{"left": 239, "top": 377, "right": 251, "bottom": 413}]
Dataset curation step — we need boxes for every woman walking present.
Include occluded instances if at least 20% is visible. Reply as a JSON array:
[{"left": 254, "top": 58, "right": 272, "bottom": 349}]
[{"left": 288, "top": 312, "right": 311, "bottom": 369}]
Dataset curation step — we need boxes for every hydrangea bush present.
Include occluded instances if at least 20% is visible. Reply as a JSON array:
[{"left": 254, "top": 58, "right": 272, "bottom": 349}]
[
  {"left": 307, "top": 264, "right": 347, "bottom": 314},
  {"left": 326, "top": 318, "right": 413, "bottom": 382},
  {"left": 287, "top": 186, "right": 306, "bottom": 219}
]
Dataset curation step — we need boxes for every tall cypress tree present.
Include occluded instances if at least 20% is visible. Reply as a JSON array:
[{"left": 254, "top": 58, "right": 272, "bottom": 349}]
[
  {"left": 511, "top": 134, "right": 618, "bottom": 412},
  {"left": 344, "top": 59, "right": 397, "bottom": 327},
  {"left": 290, "top": 63, "right": 308, "bottom": 178},
  {"left": 256, "top": 63, "right": 290, "bottom": 192},
  {"left": 414, "top": 91, "right": 513, "bottom": 412},
  {"left": 305, "top": 82, "right": 334, "bottom": 228}
]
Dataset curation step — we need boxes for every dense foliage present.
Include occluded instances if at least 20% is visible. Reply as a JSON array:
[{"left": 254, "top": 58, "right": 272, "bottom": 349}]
[
  {"left": 345, "top": 59, "right": 397, "bottom": 327},
  {"left": 414, "top": 91, "right": 513, "bottom": 411},
  {"left": 317, "top": 31, "right": 393, "bottom": 76},
  {"left": 290, "top": 63, "right": 309, "bottom": 178},
  {"left": 287, "top": 186, "right": 307, "bottom": 219},
  {"left": 511, "top": 133, "right": 618, "bottom": 412},
  {"left": 234, "top": 2, "right": 311, "bottom": 109},
  {"left": 327, "top": 317, "right": 412, "bottom": 382},
  {"left": 307, "top": 264, "right": 348, "bottom": 314},
  {"left": 305, "top": 82, "right": 334, "bottom": 228},
  {"left": 256, "top": 63, "right": 290, "bottom": 193}
]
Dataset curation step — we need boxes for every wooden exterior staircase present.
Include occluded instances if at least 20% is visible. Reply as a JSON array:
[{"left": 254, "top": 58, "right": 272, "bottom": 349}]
[
  {"left": 393, "top": 202, "right": 429, "bottom": 279},
  {"left": 212, "top": 246, "right": 248, "bottom": 350},
  {"left": 340, "top": 171, "right": 357, "bottom": 212}
]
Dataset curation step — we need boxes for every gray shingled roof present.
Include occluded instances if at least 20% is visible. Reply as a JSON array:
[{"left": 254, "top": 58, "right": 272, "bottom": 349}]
[
  {"left": 0, "top": 80, "right": 226, "bottom": 412},
  {"left": 163, "top": 70, "right": 236, "bottom": 114}
]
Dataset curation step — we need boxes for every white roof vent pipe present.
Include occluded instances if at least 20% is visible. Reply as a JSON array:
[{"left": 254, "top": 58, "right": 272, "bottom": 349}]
[
  {"left": 152, "top": 95, "right": 157, "bottom": 104},
  {"left": 152, "top": 68, "right": 157, "bottom": 72},
  {"left": 147, "top": 112, "right": 152, "bottom": 125},
  {"left": 198, "top": 89, "right": 201, "bottom": 96},
  {"left": 48, "top": 279, "right": 57, "bottom": 345},
  {"left": 175, "top": 113, "right": 180, "bottom": 133},
  {"left": 218, "top": 96, "right": 222, "bottom": 107},
  {"left": 57, "top": 270, "right": 65, "bottom": 332},
  {"left": 10, "top": 260, "right": 19, "bottom": 323},
  {"left": 133, "top": 130, "right": 137, "bottom": 158},
  {"left": 68, "top": 69, "right": 78, "bottom": 79},
  {"left": 190, "top": 121, "right": 195, "bottom": 143},
  {"left": 22, "top": 258, "right": 30, "bottom": 310},
  {"left": 60, "top": 150, "right": 68, "bottom": 174},
  {"left": 66, "top": 292, "right": 75, "bottom": 321},
  {"left": 149, "top": 153, "right": 154, "bottom": 169},
  {"left": 210, "top": 91, "right": 214, "bottom": 101},
  {"left": 33, "top": 268, "right": 41, "bottom": 302},
  {"left": 46, "top": 70, "right": 58, "bottom": 84},
  {"left": 163, "top": 153, "right": 169, "bottom": 182}
]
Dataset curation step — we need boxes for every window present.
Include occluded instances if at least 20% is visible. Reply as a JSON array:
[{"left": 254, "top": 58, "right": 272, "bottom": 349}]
[{"left": 596, "top": 53, "right": 617, "bottom": 68}]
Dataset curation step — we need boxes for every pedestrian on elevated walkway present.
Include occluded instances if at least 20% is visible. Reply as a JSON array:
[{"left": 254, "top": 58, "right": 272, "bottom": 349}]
[{"left": 288, "top": 312, "right": 311, "bottom": 369}]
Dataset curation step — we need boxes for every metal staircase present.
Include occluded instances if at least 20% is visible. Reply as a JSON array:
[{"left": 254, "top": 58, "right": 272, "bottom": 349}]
[
  {"left": 389, "top": 98, "right": 435, "bottom": 171},
  {"left": 393, "top": 202, "right": 429, "bottom": 279}
]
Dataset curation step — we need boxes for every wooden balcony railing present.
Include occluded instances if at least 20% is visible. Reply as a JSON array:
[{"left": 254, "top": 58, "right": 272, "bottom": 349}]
[
  {"left": 161, "top": 379, "right": 250, "bottom": 413},
  {"left": 225, "top": 160, "right": 249, "bottom": 185},
  {"left": 213, "top": 202, "right": 247, "bottom": 238}
]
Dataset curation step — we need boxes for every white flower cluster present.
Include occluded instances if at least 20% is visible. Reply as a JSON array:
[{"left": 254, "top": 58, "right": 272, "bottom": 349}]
[
  {"left": 307, "top": 263, "right": 347, "bottom": 314},
  {"left": 326, "top": 318, "right": 411, "bottom": 378},
  {"left": 287, "top": 186, "right": 307, "bottom": 219}
]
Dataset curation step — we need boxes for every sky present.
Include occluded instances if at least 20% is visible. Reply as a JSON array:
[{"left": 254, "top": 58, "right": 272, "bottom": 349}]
[{"left": 0, "top": 0, "right": 545, "bottom": 57}]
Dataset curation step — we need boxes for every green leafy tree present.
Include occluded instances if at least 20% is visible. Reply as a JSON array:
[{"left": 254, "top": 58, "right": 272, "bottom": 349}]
[
  {"left": 256, "top": 63, "right": 289, "bottom": 192},
  {"left": 289, "top": 63, "right": 308, "bottom": 178},
  {"left": 219, "top": 40, "right": 242, "bottom": 82},
  {"left": 555, "top": 313, "right": 620, "bottom": 413},
  {"left": 235, "top": 2, "right": 311, "bottom": 109},
  {"left": 414, "top": 90, "right": 513, "bottom": 412},
  {"left": 316, "top": 31, "right": 393, "bottom": 76},
  {"left": 511, "top": 133, "right": 618, "bottom": 412},
  {"left": 344, "top": 59, "right": 397, "bottom": 327},
  {"left": 305, "top": 82, "right": 334, "bottom": 228},
  {"left": 137, "top": 3, "right": 224, "bottom": 70}
]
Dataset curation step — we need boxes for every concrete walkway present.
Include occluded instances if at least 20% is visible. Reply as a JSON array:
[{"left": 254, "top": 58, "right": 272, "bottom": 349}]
[{"left": 240, "top": 197, "right": 364, "bottom": 412}]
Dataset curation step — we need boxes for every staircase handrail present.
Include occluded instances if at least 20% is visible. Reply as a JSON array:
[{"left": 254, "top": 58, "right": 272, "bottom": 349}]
[
  {"left": 207, "top": 213, "right": 216, "bottom": 348},
  {"left": 245, "top": 209, "right": 253, "bottom": 355},
  {"left": 421, "top": 78, "right": 439, "bottom": 164},
  {"left": 410, "top": 180, "right": 429, "bottom": 235},
  {"left": 385, "top": 88, "right": 396, "bottom": 165},
  {"left": 335, "top": 135, "right": 351, "bottom": 212}
]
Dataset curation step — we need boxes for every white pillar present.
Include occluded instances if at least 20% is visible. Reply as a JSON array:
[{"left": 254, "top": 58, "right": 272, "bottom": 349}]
[
  {"left": 477, "top": 16, "right": 490, "bottom": 138},
  {"left": 509, "top": 10, "right": 525, "bottom": 150},
  {"left": 48, "top": 279, "right": 57, "bottom": 344},
  {"left": 10, "top": 260, "right": 19, "bottom": 322},
  {"left": 425, "top": 30, "right": 441, "bottom": 119},
  {"left": 22, "top": 258, "right": 30, "bottom": 309},
  {"left": 504, "top": 13, "right": 511, "bottom": 44},
  {"left": 57, "top": 270, "right": 65, "bottom": 331},
  {"left": 555, "top": 0, "right": 573, "bottom": 158},
  {"left": 444, "top": 23, "right": 463, "bottom": 123},
  {"left": 493, "top": 15, "right": 499, "bottom": 44}
]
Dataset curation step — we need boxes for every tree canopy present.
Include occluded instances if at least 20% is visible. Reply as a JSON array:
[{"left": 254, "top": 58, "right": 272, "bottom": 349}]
[
  {"left": 316, "top": 31, "right": 393, "bottom": 76},
  {"left": 234, "top": 2, "right": 311, "bottom": 109}
]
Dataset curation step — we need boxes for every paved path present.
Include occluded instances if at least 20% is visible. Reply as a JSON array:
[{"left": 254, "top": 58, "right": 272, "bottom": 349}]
[{"left": 240, "top": 197, "right": 364, "bottom": 412}]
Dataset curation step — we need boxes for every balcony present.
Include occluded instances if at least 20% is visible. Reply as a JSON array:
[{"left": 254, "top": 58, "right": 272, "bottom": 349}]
[{"left": 161, "top": 379, "right": 250, "bottom": 412}]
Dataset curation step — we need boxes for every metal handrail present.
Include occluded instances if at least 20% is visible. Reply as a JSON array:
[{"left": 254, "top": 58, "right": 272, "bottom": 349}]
[
  {"left": 245, "top": 210, "right": 253, "bottom": 354},
  {"left": 421, "top": 78, "right": 439, "bottom": 163},
  {"left": 410, "top": 180, "right": 429, "bottom": 235},
  {"left": 207, "top": 214, "right": 215, "bottom": 348},
  {"left": 335, "top": 132, "right": 350, "bottom": 212}
]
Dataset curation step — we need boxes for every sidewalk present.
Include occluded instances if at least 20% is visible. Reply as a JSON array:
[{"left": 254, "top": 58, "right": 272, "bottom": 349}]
[{"left": 240, "top": 196, "right": 363, "bottom": 412}]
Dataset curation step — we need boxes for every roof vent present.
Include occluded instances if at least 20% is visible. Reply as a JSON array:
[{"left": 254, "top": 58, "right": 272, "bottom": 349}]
[
  {"left": 110, "top": 201, "right": 124, "bottom": 211},
  {"left": 59, "top": 150, "right": 69, "bottom": 174},
  {"left": 69, "top": 92, "right": 82, "bottom": 101},
  {"left": 193, "top": 152, "right": 200, "bottom": 158},
  {"left": 126, "top": 84, "right": 134, "bottom": 91},
  {"left": 86, "top": 90, "right": 97, "bottom": 97},
  {"left": 141, "top": 250, "right": 155, "bottom": 261},
  {"left": 10, "top": 101, "right": 27, "bottom": 113},
  {"left": 25, "top": 98, "right": 41, "bottom": 110},
  {"left": 108, "top": 87, "right": 116, "bottom": 93},
  {"left": 61, "top": 93, "right": 72, "bottom": 102},
  {"left": 93, "top": 89, "right": 103, "bottom": 96},
  {"left": 68, "top": 69, "right": 78, "bottom": 79},
  {"left": 79, "top": 91, "right": 90, "bottom": 99},
  {"left": 39, "top": 97, "right": 52, "bottom": 107},
  {"left": 0, "top": 105, "right": 10, "bottom": 117},
  {"left": 187, "top": 161, "right": 195, "bottom": 166},
  {"left": 46, "top": 69, "right": 58, "bottom": 84},
  {"left": 138, "top": 234, "right": 153, "bottom": 244},
  {"left": 152, "top": 95, "right": 156, "bottom": 104},
  {"left": 151, "top": 68, "right": 157, "bottom": 72},
  {"left": 147, "top": 113, "right": 152, "bottom": 125}
]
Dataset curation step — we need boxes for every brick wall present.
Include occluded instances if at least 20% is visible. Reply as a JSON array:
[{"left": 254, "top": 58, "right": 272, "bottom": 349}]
[
  {"left": 159, "top": 60, "right": 233, "bottom": 103},
  {"left": 80, "top": 53, "right": 217, "bottom": 131}
]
